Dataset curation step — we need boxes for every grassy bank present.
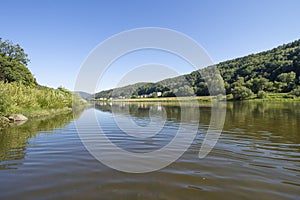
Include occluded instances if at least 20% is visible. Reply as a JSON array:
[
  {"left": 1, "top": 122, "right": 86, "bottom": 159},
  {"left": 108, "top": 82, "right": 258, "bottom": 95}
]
[
  {"left": 0, "top": 81, "right": 86, "bottom": 119},
  {"left": 95, "top": 92, "right": 300, "bottom": 103},
  {"left": 110, "top": 96, "right": 212, "bottom": 102},
  {"left": 244, "top": 93, "right": 300, "bottom": 102}
]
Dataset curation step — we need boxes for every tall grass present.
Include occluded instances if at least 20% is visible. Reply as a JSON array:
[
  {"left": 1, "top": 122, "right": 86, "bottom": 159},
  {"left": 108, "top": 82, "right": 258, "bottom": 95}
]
[{"left": 0, "top": 82, "right": 84, "bottom": 116}]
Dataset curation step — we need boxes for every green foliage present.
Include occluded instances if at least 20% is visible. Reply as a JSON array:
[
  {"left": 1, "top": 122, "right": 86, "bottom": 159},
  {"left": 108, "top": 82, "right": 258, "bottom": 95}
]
[
  {"left": 226, "top": 93, "right": 234, "bottom": 100},
  {"left": 0, "top": 38, "right": 29, "bottom": 65},
  {"left": 151, "top": 92, "right": 157, "bottom": 98},
  {"left": 0, "top": 37, "right": 86, "bottom": 118},
  {"left": 0, "top": 90, "right": 9, "bottom": 115},
  {"left": 257, "top": 90, "right": 267, "bottom": 99},
  {"left": 0, "top": 82, "right": 81, "bottom": 115},
  {"left": 94, "top": 82, "right": 148, "bottom": 99},
  {"left": 290, "top": 86, "right": 300, "bottom": 97},
  {"left": 162, "top": 91, "right": 176, "bottom": 97},
  {"left": 0, "top": 38, "right": 36, "bottom": 85},
  {"left": 283, "top": 94, "right": 295, "bottom": 99},
  {"left": 175, "top": 85, "right": 194, "bottom": 96},
  {"left": 94, "top": 39, "right": 300, "bottom": 100},
  {"left": 0, "top": 58, "right": 36, "bottom": 85},
  {"left": 277, "top": 72, "right": 296, "bottom": 92},
  {"left": 231, "top": 86, "right": 254, "bottom": 100},
  {"left": 278, "top": 71, "right": 296, "bottom": 83},
  {"left": 246, "top": 77, "right": 269, "bottom": 93}
]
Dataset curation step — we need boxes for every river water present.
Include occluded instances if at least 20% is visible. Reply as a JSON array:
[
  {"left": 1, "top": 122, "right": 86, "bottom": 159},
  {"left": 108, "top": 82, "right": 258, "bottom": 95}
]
[{"left": 0, "top": 101, "right": 299, "bottom": 199}]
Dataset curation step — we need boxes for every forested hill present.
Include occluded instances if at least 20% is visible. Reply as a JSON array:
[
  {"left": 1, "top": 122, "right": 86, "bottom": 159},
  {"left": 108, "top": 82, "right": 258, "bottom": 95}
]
[{"left": 95, "top": 39, "right": 300, "bottom": 100}]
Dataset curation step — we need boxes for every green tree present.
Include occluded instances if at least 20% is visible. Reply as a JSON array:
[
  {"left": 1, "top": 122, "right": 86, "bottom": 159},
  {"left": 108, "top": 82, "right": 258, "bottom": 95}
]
[
  {"left": 176, "top": 85, "right": 194, "bottom": 96},
  {"left": 162, "top": 91, "right": 176, "bottom": 97},
  {"left": 277, "top": 72, "right": 296, "bottom": 92},
  {"left": 246, "top": 77, "right": 269, "bottom": 93},
  {"left": 94, "top": 39, "right": 300, "bottom": 100},
  {"left": 257, "top": 90, "right": 267, "bottom": 99},
  {"left": 232, "top": 77, "right": 245, "bottom": 88},
  {"left": 290, "top": 86, "right": 300, "bottom": 96},
  {"left": 0, "top": 38, "right": 30, "bottom": 65},
  {"left": 195, "top": 82, "right": 209, "bottom": 96},
  {"left": 0, "top": 56, "right": 36, "bottom": 85},
  {"left": 0, "top": 38, "right": 36, "bottom": 85},
  {"left": 231, "top": 86, "right": 254, "bottom": 100}
]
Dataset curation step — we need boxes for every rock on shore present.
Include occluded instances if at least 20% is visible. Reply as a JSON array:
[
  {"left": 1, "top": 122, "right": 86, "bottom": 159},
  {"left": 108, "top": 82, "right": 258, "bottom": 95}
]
[{"left": 7, "top": 114, "right": 28, "bottom": 121}]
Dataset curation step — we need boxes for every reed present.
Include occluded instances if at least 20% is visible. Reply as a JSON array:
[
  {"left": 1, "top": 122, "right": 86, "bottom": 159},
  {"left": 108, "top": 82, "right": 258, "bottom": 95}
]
[{"left": 0, "top": 82, "right": 85, "bottom": 116}]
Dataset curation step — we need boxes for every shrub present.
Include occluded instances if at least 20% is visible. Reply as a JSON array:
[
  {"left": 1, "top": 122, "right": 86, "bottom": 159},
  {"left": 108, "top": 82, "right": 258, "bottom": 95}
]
[
  {"left": 226, "top": 93, "right": 234, "bottom": 100},
  {"left": 290, "top": 86, "right": 300, "bottom": 97},
  {"left": 231, "top": 86, "right": 254, "bottom": 100},
  {"left": 162, "top": 91, "right": 176, "bottom": 97},
  {"left": 257, "top": 90, "right": 267, "bottom": 99}
]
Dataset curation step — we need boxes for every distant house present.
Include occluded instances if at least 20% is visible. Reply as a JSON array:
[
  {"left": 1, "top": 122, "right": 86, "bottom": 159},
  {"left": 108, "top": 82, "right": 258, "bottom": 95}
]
[{"left": 156, "top": 92, "right": 162, "bottom": 97}]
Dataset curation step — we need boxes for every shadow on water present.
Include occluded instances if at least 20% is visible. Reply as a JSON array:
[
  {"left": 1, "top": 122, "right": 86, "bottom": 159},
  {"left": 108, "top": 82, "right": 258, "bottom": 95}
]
[{"left": 0, "top": 109, "right": 84, "bottom": 170}]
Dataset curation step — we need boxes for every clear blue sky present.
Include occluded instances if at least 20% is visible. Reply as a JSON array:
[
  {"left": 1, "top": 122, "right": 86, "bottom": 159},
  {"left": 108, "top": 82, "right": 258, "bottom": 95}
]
[{"left": 1, "top": 0, "right": 300, "bottom": 92}]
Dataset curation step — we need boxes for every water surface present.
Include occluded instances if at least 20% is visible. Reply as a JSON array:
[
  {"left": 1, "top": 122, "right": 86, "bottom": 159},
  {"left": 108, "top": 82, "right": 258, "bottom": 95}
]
[{"left": 0, "top": 102, "right": 299, "bottom": 199}]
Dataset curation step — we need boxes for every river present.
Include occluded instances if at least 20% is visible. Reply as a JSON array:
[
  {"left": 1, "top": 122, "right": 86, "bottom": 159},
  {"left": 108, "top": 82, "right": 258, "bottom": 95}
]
[{"left": 0, "top": 101, "right": 299, "bottom": 199}]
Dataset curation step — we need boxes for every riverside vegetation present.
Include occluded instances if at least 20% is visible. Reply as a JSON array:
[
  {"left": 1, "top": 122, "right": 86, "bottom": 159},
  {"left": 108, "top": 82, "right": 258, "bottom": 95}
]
[
  {"left": 94, "top": 39, "right": 300, "bottom": 101},
  {"left": 0, "top": 38, "right": 86, "bottom": 127}
]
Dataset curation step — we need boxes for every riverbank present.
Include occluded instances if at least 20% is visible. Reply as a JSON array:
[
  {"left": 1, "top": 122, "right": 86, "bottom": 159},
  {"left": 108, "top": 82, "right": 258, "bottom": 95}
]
[
  {"left": 0, "top": 82, "right": 88, "bottom": 128},
  {"left": 0, "top": 104, "right": 89, "bottom": 129},
  {"left": 111, "top": 96, "right": 212, "bottom": 102},
  {"left": 94, "top": 92, "right": 300, "bottom": 103}
]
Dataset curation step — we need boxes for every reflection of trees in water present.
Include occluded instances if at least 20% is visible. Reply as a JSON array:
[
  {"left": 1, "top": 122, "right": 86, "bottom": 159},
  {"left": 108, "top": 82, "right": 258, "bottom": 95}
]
[
  {"left": 95, "top": 101, "right": 300, "bottom": 144},
  {"left": 0, "top": 109, "right": 84, "bottom": 169},
  {"left": 95, "top": 102, "right": 203, "bottom": 123},
  {"left": 225, "top": 101, "right": 300, "bottom": 143}
]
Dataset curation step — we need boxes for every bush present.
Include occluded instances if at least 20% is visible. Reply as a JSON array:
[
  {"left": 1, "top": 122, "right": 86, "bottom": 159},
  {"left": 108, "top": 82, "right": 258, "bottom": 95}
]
[
  {"left": 290, "top": 86, "right": 300, "bottom": 97},
  {"left": 226, "top": 93, "right": 234, "bottom": 100},
  {"left": 162, "top": 91, "right": 176, "bottom": 97},
  {"left": 231, "top": 86, "right": 254, "bottom": 100},
  {"left": 257, "top": 90, "right": 267, "bottom": 99}
]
